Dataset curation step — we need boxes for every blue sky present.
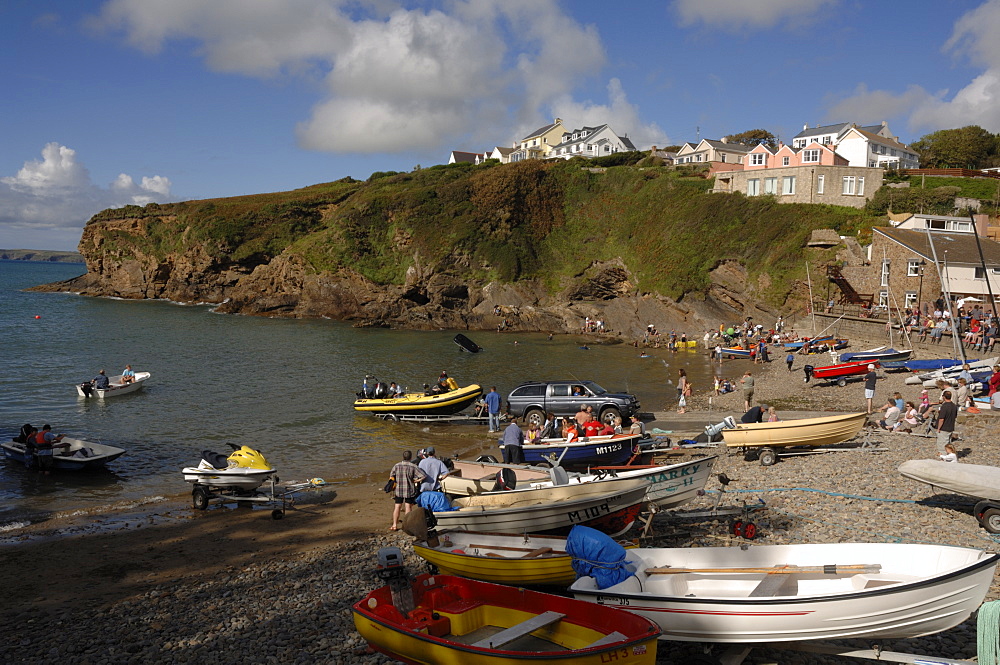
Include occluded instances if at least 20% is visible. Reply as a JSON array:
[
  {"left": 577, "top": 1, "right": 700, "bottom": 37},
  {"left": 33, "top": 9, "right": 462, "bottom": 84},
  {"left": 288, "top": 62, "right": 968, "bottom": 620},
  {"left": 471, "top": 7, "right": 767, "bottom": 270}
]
[{"left": 3, "top": 0, "right": 999, "bottom": 251}]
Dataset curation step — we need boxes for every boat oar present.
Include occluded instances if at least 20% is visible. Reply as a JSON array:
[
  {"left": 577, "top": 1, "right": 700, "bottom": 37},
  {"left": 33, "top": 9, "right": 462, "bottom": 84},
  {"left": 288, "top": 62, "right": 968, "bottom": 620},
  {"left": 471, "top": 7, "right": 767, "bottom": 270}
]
[{"left": 646, "top": 564, "right": 881, "bottom": 575}]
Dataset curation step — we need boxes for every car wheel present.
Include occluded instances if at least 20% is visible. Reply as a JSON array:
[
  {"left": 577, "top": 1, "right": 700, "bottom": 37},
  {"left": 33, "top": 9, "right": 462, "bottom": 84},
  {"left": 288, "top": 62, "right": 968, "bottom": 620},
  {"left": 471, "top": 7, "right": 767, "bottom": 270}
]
[
  {"left": 600, "top": 407, "right": 622, "bottom": 428},
  {"left": 524, "top": 409, "right": 545, "bottom": 427}
]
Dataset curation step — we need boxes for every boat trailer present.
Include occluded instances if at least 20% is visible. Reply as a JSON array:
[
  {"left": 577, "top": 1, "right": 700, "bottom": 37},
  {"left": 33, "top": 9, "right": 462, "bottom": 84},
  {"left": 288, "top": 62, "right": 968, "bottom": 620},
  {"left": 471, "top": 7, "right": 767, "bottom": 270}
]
[
  {"left": 694, "top": 639, "right": 980, "bottom": 665},
  {"left": 736, "top": 430, "right": 887, "bottom": 467},
  {"left": 190, "top": 476, "right": 340, "bottom": 519}
]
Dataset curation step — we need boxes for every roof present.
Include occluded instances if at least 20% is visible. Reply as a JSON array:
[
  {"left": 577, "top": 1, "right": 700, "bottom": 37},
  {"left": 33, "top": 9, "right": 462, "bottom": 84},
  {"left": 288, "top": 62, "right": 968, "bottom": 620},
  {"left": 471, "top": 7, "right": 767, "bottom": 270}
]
[
  {"left": 619, "top": 135, "right": 636, "bottom": 151},
  {"left": 793, "top": 122, "right": 883, "bottom": 140},
  {"left": 492, "top": 146, "right": 515, "bottom": 156},
  {"left": 449, "top": 151, "right": 484, "bottom": 163},
  {"left": 702, "top": 139, "right": 751, "bottom": 152},
  {"left": 874, "top": 227, "right": 1000, "bottom": 266},
  {"left": 521, "top": 121, "right": 561, "bottom": 141},
  {"left": 842, "top": 126, "right": 909, "bottom": 151}
]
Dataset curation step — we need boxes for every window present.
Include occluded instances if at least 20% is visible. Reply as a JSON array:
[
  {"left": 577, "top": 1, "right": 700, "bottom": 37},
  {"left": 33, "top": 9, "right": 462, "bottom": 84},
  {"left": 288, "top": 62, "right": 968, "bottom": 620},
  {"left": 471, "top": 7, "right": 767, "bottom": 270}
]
[
  {"left": 696, "top": 154, "right": 703, "bottom": 162},
  {"left": 880, "top": 145, "right": 887, "bottom": 154},
  {"left": 750, "top": 153, "right": 765, "bottom": 166},
  {"left": 907, "top": 260, "right": 921, "bottom": 277},
  {"left": 782, "top": 176, "right": 796, "bottom": 195},
  {"left": 817, "top": 174, "right": 825, "bottom": 194},
  {"left": 720, "top": 154, "right": 727, "bottom": 163},
  {"left": 747, "top": 179, "right": 760, "bottom": 196},
  {"left": 905, "top": 292, "right": 917, "bottom": 308},
  {"left": 511, "top": 385, "right": 546, "bottom": 397},
  {"left": 764, "top": 177, "right": 777, "bottom": 194},
  {"left": 954, "top": 220, "right": 972, "bottom": 232},
  {"left": 823, "top": 136, "right": 831, "bottom": 144},
  {"left": 843, "top": 176, "right": 857, "bottom": 195},
  {"left": 975, "top": 267, "right": 988, "bottom": 279},
  {"left": 879, "top": 291, "right": 889, "bottom": 307},
  {"left": 803, "top": 149, "right": 820, "bottom": 163},
  {"left": 881, "top": 260, "right": 890, "bottom": 287},
  {"left": 858, "top": 177, "right": 865, "bottom": 196},
  {"left": 872, "top": 144, "right": 879, "bottom": 153},
  {"left": 782, "top": 156, "right": 790, "bottom": 166},
  {"left": 891, "top": 149, "right": 896, "bottom": 156},
  {"left": 869, "top": 161, "right": 876, "bottom": 167}
]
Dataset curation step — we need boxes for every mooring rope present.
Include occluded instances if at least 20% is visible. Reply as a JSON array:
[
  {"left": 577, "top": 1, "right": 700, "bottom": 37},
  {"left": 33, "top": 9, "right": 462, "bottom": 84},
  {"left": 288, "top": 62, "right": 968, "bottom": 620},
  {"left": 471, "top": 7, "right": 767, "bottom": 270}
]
[{"left": 978, "top": 600, "right": 1000, "bottom": 664}]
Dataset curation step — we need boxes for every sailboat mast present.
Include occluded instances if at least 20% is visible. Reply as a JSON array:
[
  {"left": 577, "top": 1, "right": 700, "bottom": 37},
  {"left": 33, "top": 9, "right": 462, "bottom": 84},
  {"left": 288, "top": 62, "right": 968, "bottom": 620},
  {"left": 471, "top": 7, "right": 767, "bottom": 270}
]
[{"left": 925, "top": 228, "right": 966, "bottom": 362}]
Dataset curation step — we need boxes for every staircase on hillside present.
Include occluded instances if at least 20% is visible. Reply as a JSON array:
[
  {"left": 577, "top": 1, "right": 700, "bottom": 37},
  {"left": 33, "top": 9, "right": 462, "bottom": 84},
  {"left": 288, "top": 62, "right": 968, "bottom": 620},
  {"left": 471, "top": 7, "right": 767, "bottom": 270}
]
[{"left": 826, "top": 265, "right": 873, "bottom": 306}]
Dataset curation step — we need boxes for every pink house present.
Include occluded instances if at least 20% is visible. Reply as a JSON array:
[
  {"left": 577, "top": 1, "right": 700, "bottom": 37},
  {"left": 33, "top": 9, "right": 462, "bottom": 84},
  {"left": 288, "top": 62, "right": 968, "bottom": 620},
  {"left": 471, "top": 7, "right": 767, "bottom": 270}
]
[{"left": 744, "top": 141, "right": 847, "bottom": 170}]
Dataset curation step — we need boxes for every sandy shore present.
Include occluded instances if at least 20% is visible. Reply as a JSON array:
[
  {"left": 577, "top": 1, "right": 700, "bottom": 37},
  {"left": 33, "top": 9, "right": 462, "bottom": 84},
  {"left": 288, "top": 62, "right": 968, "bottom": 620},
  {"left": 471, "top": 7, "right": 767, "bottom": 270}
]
[{"left": 5, "top": 332, "right": 1000, "bottom": 664}]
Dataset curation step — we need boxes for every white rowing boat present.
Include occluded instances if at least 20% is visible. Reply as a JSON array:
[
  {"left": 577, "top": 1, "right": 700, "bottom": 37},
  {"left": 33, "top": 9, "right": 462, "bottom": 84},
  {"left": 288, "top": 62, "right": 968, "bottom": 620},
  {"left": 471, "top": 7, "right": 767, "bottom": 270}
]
[{"left": 76, "top": 371, "right": 150, "bottom": 398}]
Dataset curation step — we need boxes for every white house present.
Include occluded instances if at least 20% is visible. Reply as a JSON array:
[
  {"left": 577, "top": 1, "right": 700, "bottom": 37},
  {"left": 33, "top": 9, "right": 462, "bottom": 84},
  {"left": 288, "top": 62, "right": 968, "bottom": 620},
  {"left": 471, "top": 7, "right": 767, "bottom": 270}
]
[
  {"left": 790, "top": 121, "right": 919, "bottom": 170},
  {"left": 550, "top": 124, "right": 636, "bottom": 160}
]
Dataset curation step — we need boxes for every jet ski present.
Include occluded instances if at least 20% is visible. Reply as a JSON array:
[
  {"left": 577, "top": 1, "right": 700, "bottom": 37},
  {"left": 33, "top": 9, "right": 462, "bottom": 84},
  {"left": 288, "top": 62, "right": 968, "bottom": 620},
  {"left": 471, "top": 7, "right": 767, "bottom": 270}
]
[{"left": 182, "top": 444, "right": 276, "bottom": 490}]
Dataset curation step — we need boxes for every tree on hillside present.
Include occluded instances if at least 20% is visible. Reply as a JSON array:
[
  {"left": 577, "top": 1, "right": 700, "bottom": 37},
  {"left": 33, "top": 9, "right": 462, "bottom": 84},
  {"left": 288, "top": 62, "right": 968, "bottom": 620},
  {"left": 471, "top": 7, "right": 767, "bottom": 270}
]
[
  {"left": 723, "top": 129, "right": 778, "bottom": 149},
  {"left": 911, "top": 125, "right": 997, "bottom": 169}
]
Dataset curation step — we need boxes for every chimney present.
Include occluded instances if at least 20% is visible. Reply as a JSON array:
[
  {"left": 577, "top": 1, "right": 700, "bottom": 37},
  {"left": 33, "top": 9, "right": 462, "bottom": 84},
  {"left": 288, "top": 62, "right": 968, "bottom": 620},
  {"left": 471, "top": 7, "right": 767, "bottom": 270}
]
[
  {"left": 881, "top": 120, "right": 887, "bottom": 127},
  {"left": 974, "top": 213, "right": 989, "bottom": 237},
  {"left": 554, "top": 117, "right": 562, "bottom": 125},
  {"left": 803, "top": 124, "right": 809, "bottom": 131},
  {"left": 720, "top": 136, "right": 728, "bottom": 144}
]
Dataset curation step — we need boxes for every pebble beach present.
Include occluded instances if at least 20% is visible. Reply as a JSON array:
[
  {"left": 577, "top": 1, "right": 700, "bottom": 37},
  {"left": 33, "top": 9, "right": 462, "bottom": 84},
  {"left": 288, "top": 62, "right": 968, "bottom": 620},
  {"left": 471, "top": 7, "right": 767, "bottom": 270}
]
[{"left": 5, "top": 332, "right": 1000, "bottom": 665}]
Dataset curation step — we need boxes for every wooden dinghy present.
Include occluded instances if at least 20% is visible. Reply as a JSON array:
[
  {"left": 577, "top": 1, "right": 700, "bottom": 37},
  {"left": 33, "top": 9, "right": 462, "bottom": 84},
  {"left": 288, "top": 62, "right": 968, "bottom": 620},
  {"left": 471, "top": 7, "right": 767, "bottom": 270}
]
[
  {"left": 569, "top": 542, "right": 998, "bottom": 643},
  {"left": 354, "top": 571, "right": 660, "bottom": 664},
  {"left": 722, "top": 412, "right": 867, "bottom": 450},
  {"left": 412, "top": 531, "right": 637, "bottom": 586}
]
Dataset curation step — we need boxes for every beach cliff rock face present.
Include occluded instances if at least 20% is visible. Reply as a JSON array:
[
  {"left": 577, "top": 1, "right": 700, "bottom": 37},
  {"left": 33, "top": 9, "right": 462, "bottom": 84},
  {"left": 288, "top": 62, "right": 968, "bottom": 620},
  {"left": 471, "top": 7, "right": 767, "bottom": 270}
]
[{"left": 38, "top": 217, "right": 761, "bottom": 337}]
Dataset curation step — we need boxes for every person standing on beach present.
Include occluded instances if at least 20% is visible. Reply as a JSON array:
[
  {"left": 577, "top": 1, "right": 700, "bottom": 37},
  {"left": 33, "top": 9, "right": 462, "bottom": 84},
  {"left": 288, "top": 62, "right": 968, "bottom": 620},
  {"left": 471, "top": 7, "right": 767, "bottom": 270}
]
[
  {"left": 863, "top": 364, "right": 877, "bottom": 414},
  {"left": 388, "top": 451, "right": 425, "bottom": 531},
  {"left": 786, "top": 352, "right": 795, "bottom": 371},
  {"left": 500, "top": 420, "right": 525, "bottom": 464},
  {"left": 740, "top": 371, "right": 754, "bottom": 411},
  {"left": 484, "top": 386, "right": 501, "bottom": 433},
  {"left": 677, "top": 369, "right": 689, "bottom": 414},
  {"left": 936, "top": 391, "right": 959, "bottom": 453}
]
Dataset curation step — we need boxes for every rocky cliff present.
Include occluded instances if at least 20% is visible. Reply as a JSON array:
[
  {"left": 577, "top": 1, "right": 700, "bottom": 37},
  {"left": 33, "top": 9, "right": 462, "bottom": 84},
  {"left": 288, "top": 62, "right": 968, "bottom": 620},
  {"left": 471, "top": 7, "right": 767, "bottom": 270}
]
[{"left": 33, "top": 161, "right": 873, "bottom": 337}]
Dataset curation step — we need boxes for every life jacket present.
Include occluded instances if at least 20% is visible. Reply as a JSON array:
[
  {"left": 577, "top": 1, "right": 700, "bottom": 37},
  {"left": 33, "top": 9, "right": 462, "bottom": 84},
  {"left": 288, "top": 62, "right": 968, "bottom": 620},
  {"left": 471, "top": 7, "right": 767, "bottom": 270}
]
[{"left": 34, "top": 431, "right": 48, "bottom": 446}]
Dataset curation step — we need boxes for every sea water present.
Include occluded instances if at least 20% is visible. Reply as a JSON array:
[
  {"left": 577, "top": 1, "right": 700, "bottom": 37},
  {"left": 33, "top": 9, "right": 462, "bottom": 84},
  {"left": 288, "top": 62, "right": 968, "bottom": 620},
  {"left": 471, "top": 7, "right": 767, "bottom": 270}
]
[{"left": 0, "top": 260, "right": 718, "bottom": 522}]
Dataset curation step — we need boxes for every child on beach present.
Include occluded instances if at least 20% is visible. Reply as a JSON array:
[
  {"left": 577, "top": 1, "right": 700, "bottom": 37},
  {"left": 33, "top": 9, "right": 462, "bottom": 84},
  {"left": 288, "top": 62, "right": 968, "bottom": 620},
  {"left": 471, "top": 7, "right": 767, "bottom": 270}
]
[{"left": 940, "top": 443, "right": 958, "bottom": 463}]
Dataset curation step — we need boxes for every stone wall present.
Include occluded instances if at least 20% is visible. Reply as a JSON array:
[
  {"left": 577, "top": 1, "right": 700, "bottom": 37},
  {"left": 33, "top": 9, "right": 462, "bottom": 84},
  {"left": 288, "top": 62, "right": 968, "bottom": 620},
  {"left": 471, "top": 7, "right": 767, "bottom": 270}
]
[{"left": 713, "top": 165, "right": 884, "bottom": 208}]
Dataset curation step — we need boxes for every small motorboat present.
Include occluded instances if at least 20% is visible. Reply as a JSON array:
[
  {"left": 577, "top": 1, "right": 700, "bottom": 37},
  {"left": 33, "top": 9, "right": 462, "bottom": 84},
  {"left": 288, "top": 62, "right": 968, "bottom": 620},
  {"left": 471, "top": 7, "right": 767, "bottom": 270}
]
[
  {"left": 454, "top": 333, "right": 482, "bottom": 353},
  {"left": 354, "top": 380, "right": 482, "bottom": 416},
  {"left": 76, "top": 371, "right": 150, "bottom": 398},
  {"left": 722, "top": 412, "right": 867, "bottom": 451},
  {"left": 569, "top": 542, "right": 998, "bottom": 643},
  {"left": 2, "top": 436, "right": 125, "bottom": 470},
  {"left": 182, "top": 444, "right": 276, "bottom": 490},
  {"left": 803, "top": 359, "right": 877, "bottom": 386},
  {"left": 839, "top": 347, "right": 912, "bottom": 364},
  {"left": 412, "top": 531, "right": 638, "bottom": 586},
  {"left": 354, "top": 551, "right": 661, "bottom": 664},
  {"left": 514, "top": 433, "right": 643, "bottom": 467}
]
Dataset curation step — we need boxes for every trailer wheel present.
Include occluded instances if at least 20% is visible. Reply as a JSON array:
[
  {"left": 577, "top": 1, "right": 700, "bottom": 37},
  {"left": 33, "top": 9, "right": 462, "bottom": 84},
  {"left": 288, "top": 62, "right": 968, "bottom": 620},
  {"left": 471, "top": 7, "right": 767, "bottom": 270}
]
[
  {"left": 271, "top": 509, "right": 284, "bottom": 520},
  {"left": 759, "top": 448, "right": 777, "bottom": 466},
  {"left": 981, "top": 508, "right": 1000, "bottom": 534},
  {"left": 742, "top": 522, "right": 758, "bottom": 540},
  {"left": 836, "top": 378, "right": 847, "bottom": 387},
  {"left": 192, "top": 487, "right": 210, "bottom": 510},
  {"left": 731, "top": 520, "right": 743, "bottom": 536}
]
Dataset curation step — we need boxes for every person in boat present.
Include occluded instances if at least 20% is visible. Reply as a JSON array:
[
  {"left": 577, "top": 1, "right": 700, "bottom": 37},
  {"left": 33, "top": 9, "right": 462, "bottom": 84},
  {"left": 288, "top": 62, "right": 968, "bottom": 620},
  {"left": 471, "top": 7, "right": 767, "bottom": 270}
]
[
  {"left": 740, "top": 404, "right": 768, "bottom": 424},
  {"left": 628, "top": 415, "right": 646, "bottom": 437},
  {"left": 417, "top": 447, "right": 449, "bottom": 493},
  {"left": 14, "top": 423, "right": 33, "bottom": 443},
  {"left": 430, "top": 371, "right": 452, "bottom": 395},
  {"left": 500, "top": 421, "right": 525, "bottom": 464},
  {"left": 574, "top": 404, "right": 590, "bottom": 428},
  {"left": 582, "top": 415, "right": 603, "bottom": 438},
  {"left": 93, "top": 370, "right": 111, "bottom": 391},
  {"left": 387, "top": 382, "right": 404, "bottom": 398},
  {"left": 538, "top": 412, "right": 556, "bottom": 439},
  {"left": 33, "top": 425, "right": 68, "bottom": 475},
  {"left": 388, "top": 450, "right": 426, "bottom": 531},
  {"left": 525, "top": 422, "right": 540, "bottom": 444},
  {"left": 121, "top": 365, "right": 135, "bottom": 384},
  {"left": 563, "top": 420, "right": 579, "bottom": 443}
]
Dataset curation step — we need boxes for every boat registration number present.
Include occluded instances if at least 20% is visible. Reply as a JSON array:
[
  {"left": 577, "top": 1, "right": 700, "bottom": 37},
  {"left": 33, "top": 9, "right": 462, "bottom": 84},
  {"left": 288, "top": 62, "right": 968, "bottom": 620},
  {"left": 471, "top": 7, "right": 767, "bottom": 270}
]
[
  {"left": 595, "top": 595, "right": 630, "bottom": 606},
  {"left": 595, "top": 443, "right": 622, "bottom": 455}
]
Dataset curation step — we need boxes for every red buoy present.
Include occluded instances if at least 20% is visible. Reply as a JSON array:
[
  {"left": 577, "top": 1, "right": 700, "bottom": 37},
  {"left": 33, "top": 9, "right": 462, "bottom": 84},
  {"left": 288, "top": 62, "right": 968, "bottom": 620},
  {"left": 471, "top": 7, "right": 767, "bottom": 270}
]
[{"left": 34, "top": 315, "right": 41, "bottom": 319}]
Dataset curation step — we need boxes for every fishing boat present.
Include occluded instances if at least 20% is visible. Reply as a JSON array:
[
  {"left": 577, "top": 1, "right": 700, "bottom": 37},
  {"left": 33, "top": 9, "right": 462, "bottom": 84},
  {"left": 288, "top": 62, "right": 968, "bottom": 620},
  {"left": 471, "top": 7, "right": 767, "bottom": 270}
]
[
  {"left": 354, "top": 569, "right": 661, "bottom": 664},
  {"left": 839, "top": 347, "right": 912, "bottom": 364},
  {"left": 899, "top": 459, "right": 1000, "bottom": 501},
  {"left": 514, "top": 433, "right": 643, "bottom": 467},
  {"left": 444, "top": 456, "right": 717, "bottom": 509},
  {"left": 721, "top": 412, "right": 867, "bottom": 451},
  {"left": 2, "top": 437, "right": 126, "bottom": 470},
  {"left": 569, "top": 542, "right": 998, "bottom": 643},
  {"left": 76, "top": 371, "right": 150, "bottom": 398},
  {"left": 432, "top": 484, "right": 650, "bottom": 536},
  {"left": 354, "top": 383, "right": 483, "bottom": 416},
  {"left": 412, "top": 531, "right": 638, "bottom": 586},
  {"left": 802, "top": 359, "right": 877, "bottom": 386}
]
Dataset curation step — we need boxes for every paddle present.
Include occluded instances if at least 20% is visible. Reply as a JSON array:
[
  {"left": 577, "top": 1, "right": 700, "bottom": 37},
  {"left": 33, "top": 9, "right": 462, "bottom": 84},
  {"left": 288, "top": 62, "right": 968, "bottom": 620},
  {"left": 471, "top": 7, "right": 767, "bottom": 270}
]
[{"left": 646, "top": 564, "right": 881, "bottom": 575}]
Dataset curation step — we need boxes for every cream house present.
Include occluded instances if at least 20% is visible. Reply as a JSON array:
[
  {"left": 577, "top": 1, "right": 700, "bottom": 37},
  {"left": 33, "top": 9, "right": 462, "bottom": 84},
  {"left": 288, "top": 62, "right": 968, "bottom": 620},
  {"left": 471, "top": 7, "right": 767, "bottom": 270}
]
[
  {"left": 674, "top": 138, "right": 751, "bottom": 165},
  {"left": 509, "top": 118, "right": 566, "bottom": 162}
]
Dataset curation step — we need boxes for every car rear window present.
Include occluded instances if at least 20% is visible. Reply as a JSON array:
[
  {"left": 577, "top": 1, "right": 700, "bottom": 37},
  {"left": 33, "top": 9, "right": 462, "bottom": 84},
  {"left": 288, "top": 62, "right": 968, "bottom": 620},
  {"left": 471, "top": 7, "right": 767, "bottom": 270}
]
[{"left": 511, "top": 385, "right": 546, "bottom": 397}]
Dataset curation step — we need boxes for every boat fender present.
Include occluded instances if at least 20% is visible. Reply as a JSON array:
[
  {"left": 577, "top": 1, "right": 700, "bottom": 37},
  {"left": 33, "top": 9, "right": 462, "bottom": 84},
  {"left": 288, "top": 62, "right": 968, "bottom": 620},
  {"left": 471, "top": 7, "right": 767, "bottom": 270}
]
[{"left": 803, "top": 365, "right": 814, "bottom": 383}]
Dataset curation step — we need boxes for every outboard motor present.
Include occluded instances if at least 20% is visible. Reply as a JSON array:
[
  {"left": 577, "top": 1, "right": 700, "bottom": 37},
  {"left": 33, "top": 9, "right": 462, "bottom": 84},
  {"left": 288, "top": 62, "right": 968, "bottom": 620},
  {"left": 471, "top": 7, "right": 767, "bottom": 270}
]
[
  {"left": 375, "top": 547, "right": 414, "bottom": 616},
  {"left": 803, "top": 365, "right": 815, "bottom": 383},
  {"left": 704, "top": 416, "right": 736, "bottom": 442},
  {"left": 374, "top": 381, "right": 389, "bottom": 399},
  {"left": 491, "top": 467, "right": 517, "bottom": 491}
]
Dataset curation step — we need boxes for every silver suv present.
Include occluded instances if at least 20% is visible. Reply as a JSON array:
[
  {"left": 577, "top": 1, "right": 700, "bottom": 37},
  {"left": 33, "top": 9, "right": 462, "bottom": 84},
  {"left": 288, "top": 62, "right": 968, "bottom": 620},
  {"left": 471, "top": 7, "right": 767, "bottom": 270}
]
[{"left": 506, "top": 380, "right": 640, "bottom": 427}]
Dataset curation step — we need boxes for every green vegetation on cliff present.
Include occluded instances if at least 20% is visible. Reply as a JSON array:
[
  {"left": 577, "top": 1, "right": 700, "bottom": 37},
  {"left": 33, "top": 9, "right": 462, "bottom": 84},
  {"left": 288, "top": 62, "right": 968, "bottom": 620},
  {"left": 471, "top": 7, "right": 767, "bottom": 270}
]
[{"left": 86, "top": 161, "right": 884, "bottom": 308}]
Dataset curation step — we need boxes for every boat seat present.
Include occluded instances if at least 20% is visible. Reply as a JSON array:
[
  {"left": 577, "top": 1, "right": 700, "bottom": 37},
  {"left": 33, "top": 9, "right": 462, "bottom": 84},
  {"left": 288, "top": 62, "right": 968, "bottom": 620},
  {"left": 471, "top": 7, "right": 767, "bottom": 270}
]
[
  {"left": 582, "top": 631, "right": 627, "bottom": 649},
  {"left": 471, "top": 611, "right": 565, "bottom": 648},
  {"left": 748, "top": 574, "right": 794, "bottom": 598}
]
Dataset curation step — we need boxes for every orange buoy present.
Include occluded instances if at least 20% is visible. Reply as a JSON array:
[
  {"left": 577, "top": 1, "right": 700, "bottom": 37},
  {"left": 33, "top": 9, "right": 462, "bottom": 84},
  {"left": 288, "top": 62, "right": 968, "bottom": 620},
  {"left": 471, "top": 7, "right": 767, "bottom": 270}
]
[{"left": 34, "top": 315, "right": 41, "bottom": 319}]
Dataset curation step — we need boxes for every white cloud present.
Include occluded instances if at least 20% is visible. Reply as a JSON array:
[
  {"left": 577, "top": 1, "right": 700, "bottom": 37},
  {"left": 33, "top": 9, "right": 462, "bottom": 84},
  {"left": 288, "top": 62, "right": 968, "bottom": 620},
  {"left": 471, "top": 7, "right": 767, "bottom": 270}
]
[
  {"left": 673, "top": 0, "right": 838, "bottom": 31},
  {"left": 550, "top": 79, "right": 671, "bottom": 149},
  {"left": 0, "top": 142, "right": 174, "bottom": 247},
  {"left": 826, "top": 0, "right": 1000, "bottom": 134},
  {"left": 90, "top": 0, "right": 658, "bottom": 155}
]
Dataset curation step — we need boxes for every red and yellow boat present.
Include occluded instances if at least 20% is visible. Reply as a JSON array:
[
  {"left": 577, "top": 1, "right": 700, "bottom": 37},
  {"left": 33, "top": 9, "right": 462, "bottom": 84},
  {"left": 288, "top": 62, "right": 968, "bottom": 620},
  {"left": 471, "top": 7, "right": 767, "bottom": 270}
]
[{"left": 353, "top": 573, "right": 660, "bottom": 664}]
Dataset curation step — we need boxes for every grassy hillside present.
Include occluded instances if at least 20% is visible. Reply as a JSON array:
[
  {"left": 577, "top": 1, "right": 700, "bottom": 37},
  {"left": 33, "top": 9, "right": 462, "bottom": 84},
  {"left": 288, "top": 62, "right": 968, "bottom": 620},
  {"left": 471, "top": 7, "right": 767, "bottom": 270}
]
[
  {"left": 86, "top": 161, "right": 883, "bottom": 308},
  {"left": 0, "top": 249, "right": 84, "bottom": 263}
]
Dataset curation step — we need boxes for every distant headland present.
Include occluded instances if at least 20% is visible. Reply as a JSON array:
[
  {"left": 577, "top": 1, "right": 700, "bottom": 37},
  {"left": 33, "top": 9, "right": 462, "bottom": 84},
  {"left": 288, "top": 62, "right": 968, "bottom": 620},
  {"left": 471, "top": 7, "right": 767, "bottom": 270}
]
[{"left": 1, "top": 249, "right": 84, "bottom": 263}]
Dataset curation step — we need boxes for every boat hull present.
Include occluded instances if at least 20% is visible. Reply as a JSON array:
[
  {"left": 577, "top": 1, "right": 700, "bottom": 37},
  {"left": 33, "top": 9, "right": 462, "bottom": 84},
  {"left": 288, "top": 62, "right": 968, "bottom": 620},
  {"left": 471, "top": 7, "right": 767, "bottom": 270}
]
[
  {"left": 76, "top": 372, "right": 150, "bottom": 398},
  {"left": 435, "top": 485, "right": 649, "bottom": 536},
  {"left": 722, "top": 412, "right": 867, "bottom": 449},
  {"left": 517, "top": 433, "right": 641, "bottom": 467},
  {"left": 569, "top": 543, "right": 998, "bottom": 643},
  {"left": 899, "top": 459, "right": 1000, "bottom": 501},
  {"left": 353, "top": 574, "right": 660, "bottom": 664},
  {"left": 2, "top": 437, "right": 125, "bottom": 470},
  {"left": 354, "top": 384, "right": 482, "bottom": 415},
  {"left": 182, "top": 467, "right": 276, "bottom": 490},
  {"left": 840, "top": 350, "right": 912, "bottom": 364},
  {"left": 805, "top": 359, "right": 877, "bottom": 382},
  {"left": 720, "top": 347, "right": 753, "bottom": 358},
  {"left": 412, "top": 532, "right": 639, "bottom": 586}
]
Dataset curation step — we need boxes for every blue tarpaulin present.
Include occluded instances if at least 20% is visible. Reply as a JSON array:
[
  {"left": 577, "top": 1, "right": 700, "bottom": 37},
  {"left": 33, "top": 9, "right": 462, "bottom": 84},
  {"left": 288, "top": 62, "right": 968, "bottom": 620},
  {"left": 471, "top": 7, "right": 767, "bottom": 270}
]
[
  {"left": 416, "top": 491, "right": 458, "bottom": 512},
  {"left": 566, "top": 524, "right": 634, "bottom": 589}
]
